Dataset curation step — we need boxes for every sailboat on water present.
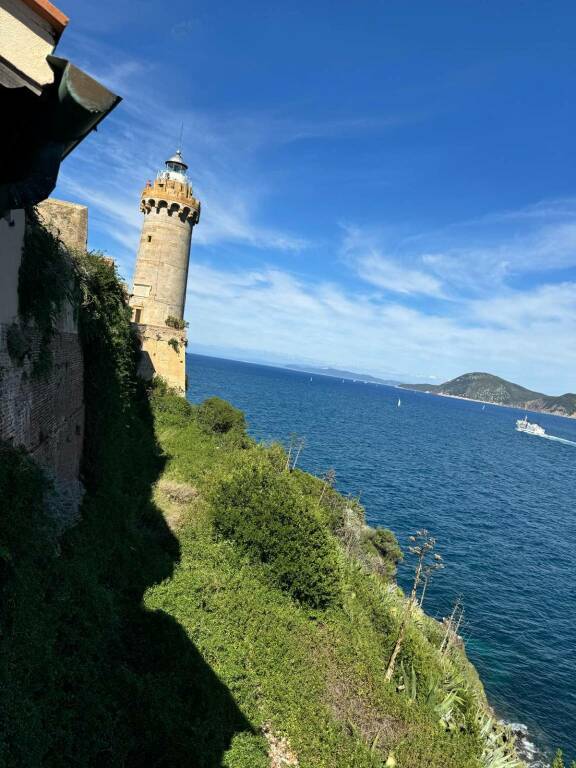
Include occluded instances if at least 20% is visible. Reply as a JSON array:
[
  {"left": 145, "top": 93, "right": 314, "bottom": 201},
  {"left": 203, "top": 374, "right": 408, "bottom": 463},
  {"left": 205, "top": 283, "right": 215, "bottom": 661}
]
[{"left": 397, "top": 398, "right": 401, "bottom": 408}]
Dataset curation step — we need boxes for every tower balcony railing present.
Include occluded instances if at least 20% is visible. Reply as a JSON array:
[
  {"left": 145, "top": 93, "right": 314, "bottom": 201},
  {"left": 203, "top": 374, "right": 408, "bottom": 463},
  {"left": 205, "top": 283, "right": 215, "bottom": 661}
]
[{"left": 156, "top": 168, "right": 188, "bottom": 182}]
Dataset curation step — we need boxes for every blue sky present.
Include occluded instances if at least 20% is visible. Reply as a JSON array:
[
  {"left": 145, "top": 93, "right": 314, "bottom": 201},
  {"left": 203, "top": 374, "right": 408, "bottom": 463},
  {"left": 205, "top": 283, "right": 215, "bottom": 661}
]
[{"left": 53, "top": 0, "right": 576, "bottom": 393}]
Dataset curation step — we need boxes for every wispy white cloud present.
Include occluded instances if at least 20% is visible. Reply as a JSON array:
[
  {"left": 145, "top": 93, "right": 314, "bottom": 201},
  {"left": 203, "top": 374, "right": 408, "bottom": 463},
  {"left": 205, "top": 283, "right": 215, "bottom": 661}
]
[
  {"left": 355, "top": 252, "right": 444, "bottom": 296},
  {"left": 470, "top": 282, "right": 576, "bottom": 328},
  {"left": 421, "top": 221, "right": 576, "bottom": 291},
  {"left": 340, "top": 195, "right": 576, "bottom": 303},
  {"left": 455, "top": 197, "right": 576, "bottom": 226},
  {"left": 54, "top": 32, "right": 418, "bottom": 273},
  {"left": 184, "top": 262, "right": 576, "bottom": 393},
  {"left": 392, "top": 198, "right": 576, "bottom": 297},
  {"left": 341, "top": 225, "right": 445, "bottom": 297}
]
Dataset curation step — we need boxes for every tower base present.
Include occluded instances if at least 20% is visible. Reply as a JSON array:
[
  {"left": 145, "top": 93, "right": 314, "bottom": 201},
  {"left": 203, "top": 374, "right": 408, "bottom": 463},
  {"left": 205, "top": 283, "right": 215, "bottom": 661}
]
[{"left": 133, "top": 323, "right": 187, "bottom": 394}]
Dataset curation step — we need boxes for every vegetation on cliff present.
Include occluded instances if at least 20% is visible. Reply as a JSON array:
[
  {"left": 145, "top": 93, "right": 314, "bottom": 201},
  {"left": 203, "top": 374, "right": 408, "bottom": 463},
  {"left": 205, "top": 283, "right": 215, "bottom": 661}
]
[
  {"left": 401, "top": 372, "right": 576, "bottom": 418},
  {"left": 6, "top": 208, "right": 78, "bottom": 377},
  {"left": 0, "top": 229, "right": 525, "bottom": 767},
  {"left": 148, "top": 389, "right": 527, "bottom": 768}
]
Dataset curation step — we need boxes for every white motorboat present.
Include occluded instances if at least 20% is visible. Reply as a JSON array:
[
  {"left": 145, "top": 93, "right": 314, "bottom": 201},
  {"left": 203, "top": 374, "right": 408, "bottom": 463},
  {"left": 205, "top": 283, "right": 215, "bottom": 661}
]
[{"left": 516, "top": 416, "right": 546, "bottom": 437}]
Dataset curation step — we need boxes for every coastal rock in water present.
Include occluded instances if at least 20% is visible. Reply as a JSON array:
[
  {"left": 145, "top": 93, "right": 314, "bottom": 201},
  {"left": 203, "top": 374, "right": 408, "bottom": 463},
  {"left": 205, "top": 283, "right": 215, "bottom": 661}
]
[{"left": 504, "top": 722, "right": 551, "bottom": 768}]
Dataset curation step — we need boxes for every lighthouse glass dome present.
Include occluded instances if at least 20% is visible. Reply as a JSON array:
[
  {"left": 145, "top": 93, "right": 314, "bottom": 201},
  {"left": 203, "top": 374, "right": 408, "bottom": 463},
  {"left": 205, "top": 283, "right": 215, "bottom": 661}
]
[{"left": 158, "top": 150, "right": 188, "bottom": 183}]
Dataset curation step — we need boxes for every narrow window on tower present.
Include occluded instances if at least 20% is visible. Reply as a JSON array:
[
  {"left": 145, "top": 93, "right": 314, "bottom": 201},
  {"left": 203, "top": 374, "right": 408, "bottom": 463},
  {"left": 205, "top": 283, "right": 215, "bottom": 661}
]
[
  {"left": 134, "top": 308, "right": 142, "bottom": 323},
  {"left": 147, "top": 235, "right": 152, "bottom": 242}
]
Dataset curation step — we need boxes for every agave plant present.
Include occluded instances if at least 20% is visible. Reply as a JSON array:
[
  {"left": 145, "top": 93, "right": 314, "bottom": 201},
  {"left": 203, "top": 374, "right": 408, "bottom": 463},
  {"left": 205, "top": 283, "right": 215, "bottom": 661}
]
[
  {"left": 398, "top": 661, "right": 418, "bottom": 701},
  {"left": 480, "top": 744, "right": 523, "bottom": 768},
  {"left": 475, "top": 710, "right": 524, "bottom": 768},
  {"left": 441, "top": 665, "right": 468, "bottom": 695},
  {"left": 434, "top": 689, "right": 465, "bottom": 731}
]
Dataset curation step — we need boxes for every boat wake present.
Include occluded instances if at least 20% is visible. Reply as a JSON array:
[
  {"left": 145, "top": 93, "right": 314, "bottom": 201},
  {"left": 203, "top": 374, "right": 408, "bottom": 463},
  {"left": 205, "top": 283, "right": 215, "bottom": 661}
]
[{"left": 540, "top": 434, "right": 576, "bottom": 447}]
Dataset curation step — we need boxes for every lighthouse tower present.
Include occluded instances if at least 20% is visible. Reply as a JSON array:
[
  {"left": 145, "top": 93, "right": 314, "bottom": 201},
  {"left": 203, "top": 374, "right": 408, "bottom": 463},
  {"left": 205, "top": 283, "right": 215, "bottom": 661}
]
[{"left": 129, "top": 149, "right": 200, "bottom": 393}]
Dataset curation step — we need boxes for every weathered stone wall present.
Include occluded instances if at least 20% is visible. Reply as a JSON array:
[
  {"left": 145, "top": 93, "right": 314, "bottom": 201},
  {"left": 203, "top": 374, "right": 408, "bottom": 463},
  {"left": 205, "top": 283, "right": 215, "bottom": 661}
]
[
  {"left": 37, "top": 198, "right": 88, "bottom": 252},
  {"left": 0, "top": 202, "right": 87, "bottom": 516},
  {"left": 0, "top": 324, "right": 84, "bottom": 480},
  {"left": 0, "top": 208, "right": 25, "bottom": 324},
  {"left": 130, "top": 205, "right": 194, "bottom": 327},
  {"left": 136, "top": 323, "right": 187, "bottom": 394}
]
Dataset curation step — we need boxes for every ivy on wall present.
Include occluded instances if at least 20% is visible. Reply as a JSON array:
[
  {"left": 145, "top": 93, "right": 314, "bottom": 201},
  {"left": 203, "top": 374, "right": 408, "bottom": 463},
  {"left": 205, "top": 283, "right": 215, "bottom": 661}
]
[{"left": 15, "top": 208, "right": 78, "bottom": 378}]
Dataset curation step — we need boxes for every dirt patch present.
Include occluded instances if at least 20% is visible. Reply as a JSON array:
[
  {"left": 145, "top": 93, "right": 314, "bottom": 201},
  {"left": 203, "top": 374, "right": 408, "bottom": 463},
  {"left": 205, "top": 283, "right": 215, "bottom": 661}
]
[
  {"left": 327, "top": 676, "right": 406, "bottom": 752},
  {"left": 262, "top": 723, "right": 299, "bottom": 767},
  {"left": 311, "top": 622, "right": 407, "bottom": 757},
  {"left": 157, "top": 478, "right": 198, "bottom": 504},
  {"left": 155, "top": 478, "right": 199, "bottom": 531}
]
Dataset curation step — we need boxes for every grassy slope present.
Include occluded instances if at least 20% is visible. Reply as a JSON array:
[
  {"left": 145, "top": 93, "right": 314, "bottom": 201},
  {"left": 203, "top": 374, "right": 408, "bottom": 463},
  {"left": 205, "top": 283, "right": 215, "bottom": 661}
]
[{"left": 145, "top": 395, "right": 492, "bottom": 768}]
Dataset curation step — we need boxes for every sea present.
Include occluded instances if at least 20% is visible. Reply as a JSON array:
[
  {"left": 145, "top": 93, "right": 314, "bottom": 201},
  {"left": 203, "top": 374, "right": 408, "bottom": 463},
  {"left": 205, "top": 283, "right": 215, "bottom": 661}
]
[{"left": 186, "top": 353, "right": 576, "bottom": 766}]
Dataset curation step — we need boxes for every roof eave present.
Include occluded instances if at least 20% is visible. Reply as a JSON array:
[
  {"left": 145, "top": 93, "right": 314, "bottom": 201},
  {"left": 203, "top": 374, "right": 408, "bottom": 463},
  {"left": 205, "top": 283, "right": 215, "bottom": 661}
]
[{"left": 20, "top": 0, "right": 69, "bottom": 40}]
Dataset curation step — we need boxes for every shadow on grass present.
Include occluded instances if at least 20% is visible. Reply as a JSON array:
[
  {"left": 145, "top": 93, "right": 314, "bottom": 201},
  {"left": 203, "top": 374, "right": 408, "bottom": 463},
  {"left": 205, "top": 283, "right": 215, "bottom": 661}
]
[{"left": 0, "top": 330, "right": 255, "bottom": 767}]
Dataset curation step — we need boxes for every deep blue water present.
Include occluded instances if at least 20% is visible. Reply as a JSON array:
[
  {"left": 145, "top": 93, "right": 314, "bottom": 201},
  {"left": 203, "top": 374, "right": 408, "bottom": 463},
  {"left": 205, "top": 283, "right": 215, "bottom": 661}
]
[{"left": 186, "top": 353, "right": 576, "bottom": 763}]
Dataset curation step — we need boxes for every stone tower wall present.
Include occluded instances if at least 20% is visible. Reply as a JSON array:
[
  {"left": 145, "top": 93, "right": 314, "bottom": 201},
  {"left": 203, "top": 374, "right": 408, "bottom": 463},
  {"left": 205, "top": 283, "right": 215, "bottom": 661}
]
[
  {"left": 132, "top": 205, "right": 193, "bottom": 326},
  {"left": 129, "top": 174, "right": 200, "bottom": 394}
]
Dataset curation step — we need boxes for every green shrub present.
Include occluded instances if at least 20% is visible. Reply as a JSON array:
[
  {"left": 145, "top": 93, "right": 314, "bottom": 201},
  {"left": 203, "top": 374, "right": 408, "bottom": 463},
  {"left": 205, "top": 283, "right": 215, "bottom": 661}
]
[
  {"left": 165, "top": 315, "right": 188, "bottom": 330},
  {"left": 197, "top": 397, "right": 246, "bottom": 435},
  {"left": 151, "top": 388, "right": 194, "bottom": 424},
  {"left": 551, "top": 750, "right": 576, "bottom": 768},
  {"left": 211, "top": 456, "right": 340, "bottom": 608},
  {"left": 362, "top": 526, "right": 403, "bottom": 579},
  {"left": 0, "top": 445, "right": 49, "bottom": 568}
]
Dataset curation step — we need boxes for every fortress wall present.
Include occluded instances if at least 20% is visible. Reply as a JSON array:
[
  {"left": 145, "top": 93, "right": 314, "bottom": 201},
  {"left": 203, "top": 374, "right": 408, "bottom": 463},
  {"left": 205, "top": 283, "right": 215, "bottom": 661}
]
[
  {"left": 0, "top": 324, "right": 84, "bottom": 481},
  {"left": 135, "top": 323, "right": 187, "bottom": 394},
  {"left": 0, "top": 203, "right": 87, "bottom": 513},
  {"left": 37, "top": 198, "right": 88, "bottom": 252}
]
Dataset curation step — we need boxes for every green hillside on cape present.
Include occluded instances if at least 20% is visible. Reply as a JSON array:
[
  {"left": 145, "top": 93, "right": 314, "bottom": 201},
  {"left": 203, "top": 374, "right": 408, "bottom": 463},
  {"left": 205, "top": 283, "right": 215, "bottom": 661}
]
[{"left": 401, "top": 372, "right": 576, "bottom": 418}]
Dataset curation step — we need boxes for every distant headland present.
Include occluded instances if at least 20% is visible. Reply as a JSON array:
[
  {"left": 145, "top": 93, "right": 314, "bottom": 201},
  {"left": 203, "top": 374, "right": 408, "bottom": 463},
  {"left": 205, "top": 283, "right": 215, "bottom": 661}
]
[
  {"left": 400, "top": 372, "right": 576, "bottom": 418},
  {"left": 285, "top": 364, "right": 401, "bottom": 386}
]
